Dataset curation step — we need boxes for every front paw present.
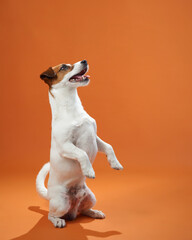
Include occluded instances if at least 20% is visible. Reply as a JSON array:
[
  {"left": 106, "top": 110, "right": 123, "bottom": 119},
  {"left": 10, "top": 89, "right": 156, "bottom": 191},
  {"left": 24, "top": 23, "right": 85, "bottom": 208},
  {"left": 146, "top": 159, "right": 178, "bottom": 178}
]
[
  {"left": 82, "top": 167, "right": 95, "bottom": 179},
  {"left": 109, "top": 157, "right": 123, "bottom": 170},
  {"left": 111, "top": 161, "right": 123, "bottom": 170},
  {"left": 111, "top": 162, "right": 123, "bottom": 170}
]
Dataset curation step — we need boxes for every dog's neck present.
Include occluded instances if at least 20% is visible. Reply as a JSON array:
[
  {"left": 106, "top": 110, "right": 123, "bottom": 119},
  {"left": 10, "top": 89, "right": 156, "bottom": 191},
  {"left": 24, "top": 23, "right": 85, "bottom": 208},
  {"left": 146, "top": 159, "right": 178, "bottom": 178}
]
[{"left": 49, "top": 87, "right": 84, "bottom": 121}]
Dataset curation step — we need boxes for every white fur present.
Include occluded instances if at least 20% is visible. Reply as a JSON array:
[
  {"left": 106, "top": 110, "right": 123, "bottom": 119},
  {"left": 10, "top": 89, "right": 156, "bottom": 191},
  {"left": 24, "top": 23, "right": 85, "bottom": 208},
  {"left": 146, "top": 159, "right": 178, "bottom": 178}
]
[
  {"left": 36, "top": 61, "right": 123, "bottom": 228},
  {"left": 36, "top": 162, "right": 50, "bottom": 200}
]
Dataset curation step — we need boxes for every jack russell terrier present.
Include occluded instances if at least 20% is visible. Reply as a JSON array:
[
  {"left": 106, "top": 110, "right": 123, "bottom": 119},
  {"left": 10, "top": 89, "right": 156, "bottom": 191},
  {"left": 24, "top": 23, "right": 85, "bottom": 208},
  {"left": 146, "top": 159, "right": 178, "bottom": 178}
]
[{"left": 36, "top": 60, "right": 123, "bottom": 228}]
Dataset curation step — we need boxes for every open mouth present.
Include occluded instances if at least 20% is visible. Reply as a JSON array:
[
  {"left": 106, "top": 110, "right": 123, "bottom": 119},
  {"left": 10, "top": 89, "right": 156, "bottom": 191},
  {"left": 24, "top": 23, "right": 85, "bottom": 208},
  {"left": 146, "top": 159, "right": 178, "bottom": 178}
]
[{"left": 69, "top": 67, "right": 90, "bottom": 83}]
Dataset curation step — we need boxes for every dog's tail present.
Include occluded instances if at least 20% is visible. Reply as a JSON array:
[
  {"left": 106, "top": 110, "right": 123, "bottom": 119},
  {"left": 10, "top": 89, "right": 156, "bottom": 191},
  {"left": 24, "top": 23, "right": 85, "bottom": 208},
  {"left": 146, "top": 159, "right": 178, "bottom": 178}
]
[{"left": 36, "top": 162, "right": 50, "bottom": 200}]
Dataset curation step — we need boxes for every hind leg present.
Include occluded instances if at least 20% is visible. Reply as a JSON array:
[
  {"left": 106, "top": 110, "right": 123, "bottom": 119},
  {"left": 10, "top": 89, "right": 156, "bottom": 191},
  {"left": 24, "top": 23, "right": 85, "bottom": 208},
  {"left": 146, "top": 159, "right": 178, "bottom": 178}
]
[
  {"left": 64, "top": 198, "right": 80, "bottom": 221},
  {"left": 48, "top": 193, "right": 70, "bottom": 228},
  {"left": 82, "top": 208, "right": 105, "bottom": 219},
  {"left": 79, "top": 186, "right": 105, "bottom": 219}
]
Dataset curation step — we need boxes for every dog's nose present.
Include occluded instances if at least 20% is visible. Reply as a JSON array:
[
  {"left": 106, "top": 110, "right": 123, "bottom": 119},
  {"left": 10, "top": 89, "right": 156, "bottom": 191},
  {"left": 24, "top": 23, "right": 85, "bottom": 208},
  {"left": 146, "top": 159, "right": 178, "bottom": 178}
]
[{"left": 81, "top": 60, "right": 87, "bottom": 65}]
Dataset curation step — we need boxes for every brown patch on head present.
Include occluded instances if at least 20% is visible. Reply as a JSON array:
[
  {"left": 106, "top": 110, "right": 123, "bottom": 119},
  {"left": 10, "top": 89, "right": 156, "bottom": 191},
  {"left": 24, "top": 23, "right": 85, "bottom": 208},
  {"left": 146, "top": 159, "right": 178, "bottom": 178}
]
[
  {"left": 40, "top": 63, "right": 73, "bottom": 88},
  {"left": 52, "top": 64, "right": 73, "bottom": 85},
  {"left": 40, "top": 67, "right": 57, "bottom": 87}
]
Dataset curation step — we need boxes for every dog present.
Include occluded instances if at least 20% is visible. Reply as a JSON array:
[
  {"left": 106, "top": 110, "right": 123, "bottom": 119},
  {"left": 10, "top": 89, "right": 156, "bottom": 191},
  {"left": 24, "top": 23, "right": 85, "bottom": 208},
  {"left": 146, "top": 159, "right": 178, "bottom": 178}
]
[{"left": 36, "top": 60, "right": 123, "bottom": 228}]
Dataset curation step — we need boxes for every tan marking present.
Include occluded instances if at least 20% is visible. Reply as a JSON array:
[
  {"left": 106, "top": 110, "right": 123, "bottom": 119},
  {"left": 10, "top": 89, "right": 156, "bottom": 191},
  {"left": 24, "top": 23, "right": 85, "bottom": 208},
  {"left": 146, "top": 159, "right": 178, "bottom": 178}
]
[
  {"left": 40, "top": 63, "right": 74, "bottom": 88},
  {"left": 40, "top": 67, "right": 57, "bottom": 88},
  {"left": 49, "top": 89, "right": 54, "bottom": 98},
  {"left": 51, "top": 64, "right": 73, "bottom": 86}
]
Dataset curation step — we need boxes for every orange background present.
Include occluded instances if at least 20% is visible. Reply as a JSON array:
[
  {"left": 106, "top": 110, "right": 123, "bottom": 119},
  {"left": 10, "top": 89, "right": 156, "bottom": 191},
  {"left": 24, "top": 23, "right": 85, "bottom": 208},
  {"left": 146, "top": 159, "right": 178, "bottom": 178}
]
[{"left": 0, "top": 0, "right": 192, "bottom": 240}]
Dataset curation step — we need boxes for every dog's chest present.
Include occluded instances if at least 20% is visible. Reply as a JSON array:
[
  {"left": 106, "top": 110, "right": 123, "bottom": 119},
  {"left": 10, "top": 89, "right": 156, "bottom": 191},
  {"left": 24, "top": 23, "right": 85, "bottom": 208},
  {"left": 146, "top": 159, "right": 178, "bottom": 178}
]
[
  {"left": 72, "top": 115, "right": 97, "bottom": 159},
  {"left": 72, "top": 115, "right": 96, "bottom": 141}
]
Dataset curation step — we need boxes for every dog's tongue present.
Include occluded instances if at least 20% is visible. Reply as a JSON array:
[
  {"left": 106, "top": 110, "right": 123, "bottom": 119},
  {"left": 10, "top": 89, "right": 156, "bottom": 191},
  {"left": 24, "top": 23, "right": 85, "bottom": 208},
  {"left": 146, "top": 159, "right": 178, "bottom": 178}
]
[
  {"left": 73, "top": 75, "right": 82, "bottom": 80},
  {"left": 73, "top": 75, "right": 90, "bottom": 81}
]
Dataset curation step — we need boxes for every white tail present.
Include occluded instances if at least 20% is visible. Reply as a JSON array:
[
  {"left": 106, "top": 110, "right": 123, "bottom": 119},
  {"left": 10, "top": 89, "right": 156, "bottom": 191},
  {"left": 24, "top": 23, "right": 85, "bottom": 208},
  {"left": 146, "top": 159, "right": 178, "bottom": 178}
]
[{"left": 36, "top": 162, "right": 50, "bottom": 200}]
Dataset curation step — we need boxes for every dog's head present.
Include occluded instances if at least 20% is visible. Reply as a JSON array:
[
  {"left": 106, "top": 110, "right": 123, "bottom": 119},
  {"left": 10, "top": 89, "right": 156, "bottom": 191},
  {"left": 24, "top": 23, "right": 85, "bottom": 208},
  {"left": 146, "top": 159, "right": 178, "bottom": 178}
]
[{"left": 40, "top": 60, "right": 90, "bottom": 89}]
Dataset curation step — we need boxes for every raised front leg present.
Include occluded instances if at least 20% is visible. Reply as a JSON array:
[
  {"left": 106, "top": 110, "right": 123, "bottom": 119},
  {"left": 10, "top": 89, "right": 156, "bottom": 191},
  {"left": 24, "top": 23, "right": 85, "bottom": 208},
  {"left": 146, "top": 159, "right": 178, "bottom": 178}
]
[
  {"left": 60, "top": 142, "right": 95, "bottom": 178},
  {"left": 96, "top": 136, "right": 123, "bottom": 170}
]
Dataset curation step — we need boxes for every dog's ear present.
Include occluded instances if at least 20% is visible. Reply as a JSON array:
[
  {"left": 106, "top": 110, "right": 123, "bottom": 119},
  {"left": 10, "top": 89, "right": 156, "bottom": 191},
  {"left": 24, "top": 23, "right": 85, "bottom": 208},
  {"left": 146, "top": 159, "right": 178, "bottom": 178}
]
[{"left": 40, "top": 67, "right": 57, "bottom": 86}]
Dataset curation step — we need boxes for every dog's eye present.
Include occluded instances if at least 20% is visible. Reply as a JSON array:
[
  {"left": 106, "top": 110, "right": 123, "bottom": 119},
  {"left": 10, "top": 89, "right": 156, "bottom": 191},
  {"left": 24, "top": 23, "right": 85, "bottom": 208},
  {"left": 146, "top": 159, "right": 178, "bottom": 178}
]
[{"left": 59, "top": 64, "right": 69, "bottom": 71}]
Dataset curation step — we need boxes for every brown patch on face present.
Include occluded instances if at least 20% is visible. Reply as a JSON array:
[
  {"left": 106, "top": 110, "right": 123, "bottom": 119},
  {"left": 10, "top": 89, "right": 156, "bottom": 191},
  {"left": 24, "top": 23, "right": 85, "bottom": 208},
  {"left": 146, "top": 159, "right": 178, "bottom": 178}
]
[
  {"left": 52, "top": 64, "right": 73, "bottom": 86},
  {"left": 40, "top": 63, "right": 73, "bottom": 88}
]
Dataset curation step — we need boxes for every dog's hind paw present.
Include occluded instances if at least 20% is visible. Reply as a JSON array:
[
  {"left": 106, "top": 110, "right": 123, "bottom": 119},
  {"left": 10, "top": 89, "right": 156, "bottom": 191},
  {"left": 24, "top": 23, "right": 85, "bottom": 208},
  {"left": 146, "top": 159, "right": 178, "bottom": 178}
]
[
  {"left": 82, "top": 209, "right": 105, "bottom": 219},
  {"left": 48, "top": 215, "right": 66, "bottom": 228}
]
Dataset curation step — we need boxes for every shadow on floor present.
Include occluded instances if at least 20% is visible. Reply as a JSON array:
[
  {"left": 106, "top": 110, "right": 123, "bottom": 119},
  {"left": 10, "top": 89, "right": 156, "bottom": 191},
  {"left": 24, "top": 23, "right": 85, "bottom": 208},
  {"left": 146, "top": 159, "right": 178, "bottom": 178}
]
[{"left": 11, "top": 206, "right": 121, "bottom": 240}]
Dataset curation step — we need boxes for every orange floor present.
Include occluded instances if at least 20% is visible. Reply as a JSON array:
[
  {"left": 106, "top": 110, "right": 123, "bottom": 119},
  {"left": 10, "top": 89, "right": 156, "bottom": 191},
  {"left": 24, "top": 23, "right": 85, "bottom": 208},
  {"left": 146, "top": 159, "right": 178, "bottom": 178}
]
[{"left": 1, "top": 165, "right": 192, "bottom": 240}]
